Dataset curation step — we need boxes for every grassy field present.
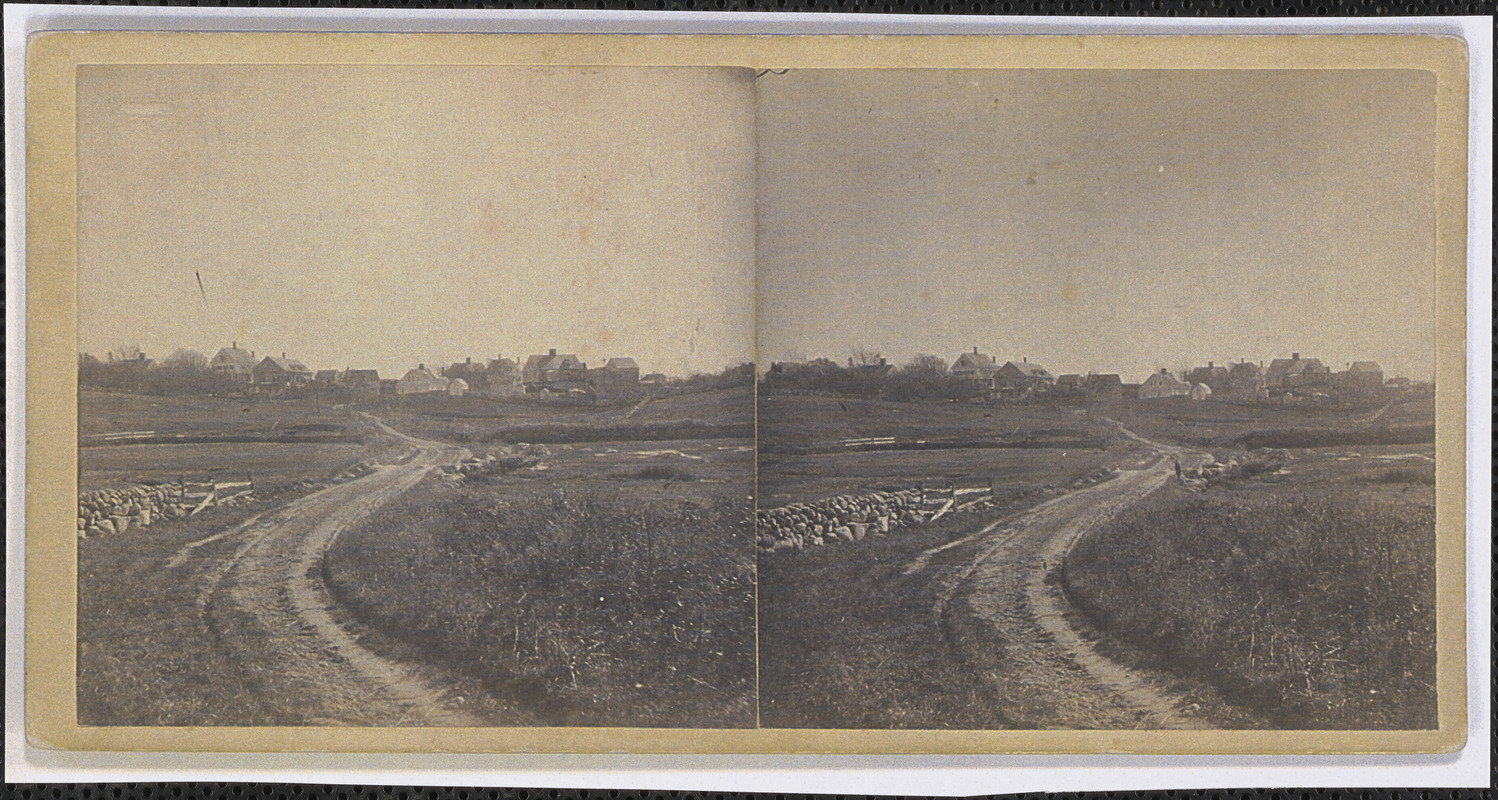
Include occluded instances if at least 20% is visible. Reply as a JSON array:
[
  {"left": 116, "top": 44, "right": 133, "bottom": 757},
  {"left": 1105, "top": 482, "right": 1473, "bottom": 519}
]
[
  {"left": 356, "top": 387, "right": 753, "bottom": 445},
  {"left": 80, "top": 390, "right": 362, "bottom": 438},
  {"left": 78, "top": 391, "right": 388, "bottom": 493},
  {"left": 1064, "top": 441, "right": 1437, "bottom": 729},
  {"left": 322, "top": 432, "right": 757, "bottom": 727},
  {"left": 79, "top": 441, "right": 373, "bottom": 493},
  {"left": 758, "top": 394, "right": 1113, "bottom": 453},
  {"left": 1114, "top": 394, "right": 1435, "bottom": 450}
]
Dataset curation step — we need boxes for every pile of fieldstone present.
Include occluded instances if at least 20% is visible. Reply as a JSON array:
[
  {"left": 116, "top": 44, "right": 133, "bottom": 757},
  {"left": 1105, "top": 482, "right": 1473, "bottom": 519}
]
[
  {"left": 439, "top": 443, "right": 550, "bottom": 484},
  {"left": 78, "top": 484, "right": 186, "bottom": 538},
  {"left": 757, "top": 487, "right": 992, "bottom": 554}
]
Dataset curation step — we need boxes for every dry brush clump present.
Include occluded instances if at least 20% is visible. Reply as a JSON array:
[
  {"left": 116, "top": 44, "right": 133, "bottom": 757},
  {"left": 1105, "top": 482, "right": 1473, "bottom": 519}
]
[
  {"left": 323, "top": 484, "right": 756, "bottom": 727},
  {"left": 1064, "top": 486, "right": 1436, "bottom": 729}
]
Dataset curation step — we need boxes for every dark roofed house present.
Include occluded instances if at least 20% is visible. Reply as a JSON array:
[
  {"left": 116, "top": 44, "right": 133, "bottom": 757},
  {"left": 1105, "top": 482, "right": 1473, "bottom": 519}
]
[
  {"left": 589, "top": 356, "right": 642, "bottom": 397},
  {"left": 1082, "top": 373, "right": 1124, "bottom": 402},
  {"left": 993, "top": 359, "right": 1054, "bottom": 398},
  {"left": 1265, "top": 352, "right": 1332, "bottom": 389},
  {"left": 1335, "top": 360, "right": 1385, "bottom": 397},
  {"left": 341, "top": 368, "right": 381, "bottom": 397},
  {"left": 1186, "top": 361, "right": 1230, "bottom": 393},
  {"left": 210, "top": 343, "right": 257, "bottom": 383},
  {"left": 252, "top": 354, "right": 313, "bottom": 387},
  {"left": 951, "top": 347, "right": 999, "bottom": 383},
  {"left": 1221, "top": 361, "right": 1266, "bottom": 403},
  {"left": 314, "top": 369, "right": 340, "bottom": 383},
  {"left": 484, "top": 355, "right": 521, "bottom": 396},
  {"left": 522, "top": 349, "right": 588, "bottom": 393},
  {"left": 444, "top": 357, "right": 490, "bottom": 391},
  {"left": 1054, "top": 374, "right": 1084, "bottom": 395},
  {"left": 1138, "top": 368, "right": 1190, "bottom": 399},
  {"left": 397, "top": 364, "right": 449, "bottom": 395},
  {"left": 598, "top": 357, "right": 640, "bottom": 382}
]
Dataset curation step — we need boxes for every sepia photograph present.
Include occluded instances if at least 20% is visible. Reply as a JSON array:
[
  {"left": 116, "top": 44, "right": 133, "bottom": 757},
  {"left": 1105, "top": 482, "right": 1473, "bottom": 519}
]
[
  {"left": 72, "top": 64, "right": 759, "bottom": 728},
  {"left": 754, "top": 68, "right": 1446, "bottom": 731},
  {"left": 16, "top": 27, "right": 1474, "bottom": 759}
]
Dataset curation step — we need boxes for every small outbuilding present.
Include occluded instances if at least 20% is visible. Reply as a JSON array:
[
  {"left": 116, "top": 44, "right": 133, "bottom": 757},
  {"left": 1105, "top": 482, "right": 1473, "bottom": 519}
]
[
  {"left": 447, "top": 378, "right": 469, "bottom": 397},
  {"left": 1189, "top": 382, "right": 1213, "bottom": 401}
]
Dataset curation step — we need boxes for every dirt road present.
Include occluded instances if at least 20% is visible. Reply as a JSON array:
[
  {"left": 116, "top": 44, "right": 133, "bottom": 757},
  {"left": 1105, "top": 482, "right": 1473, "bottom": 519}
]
[
  {"left": 914, "top": 424, "right": 1213, "bottom": 729},
  {"left": 174, "top": 419, "right": 481, "bottom": 725}
]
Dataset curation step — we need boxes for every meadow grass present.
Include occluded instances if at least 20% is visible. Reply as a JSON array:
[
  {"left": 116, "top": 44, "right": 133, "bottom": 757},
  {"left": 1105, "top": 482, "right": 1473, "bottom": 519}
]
[
  {"left": 1064, "top": 476, "right": 1436, "bottom": 729},
  {"left": 322, "top": 466, "right": 757, "bottom": 727}
]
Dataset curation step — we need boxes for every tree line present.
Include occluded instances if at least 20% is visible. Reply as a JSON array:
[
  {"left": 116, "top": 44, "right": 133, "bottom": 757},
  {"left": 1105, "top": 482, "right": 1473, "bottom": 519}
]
[
  {"left": 78, "top": 348, "right": 244, "bottom": 396},
  {"left": 760, "top": 352, "right": 977, "bottom": 402}
]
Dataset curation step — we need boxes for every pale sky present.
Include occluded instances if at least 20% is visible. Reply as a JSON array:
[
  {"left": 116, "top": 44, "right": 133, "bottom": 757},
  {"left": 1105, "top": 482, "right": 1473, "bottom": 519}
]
[
  {"left": 756, "top": 69, "right": 1438, "bottom": 382},
  {"left": 78, "top": 65, "right": 757, "bottom": 379}
]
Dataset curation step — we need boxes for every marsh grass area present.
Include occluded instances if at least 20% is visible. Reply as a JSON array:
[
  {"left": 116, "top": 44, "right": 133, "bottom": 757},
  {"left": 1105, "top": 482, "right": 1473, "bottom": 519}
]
[
  {"left": 322, "top": 438, "right": 757, "bottom": 727},
  {"left": 1064, "top": 443, "right": 1437, "bottom": 729}
]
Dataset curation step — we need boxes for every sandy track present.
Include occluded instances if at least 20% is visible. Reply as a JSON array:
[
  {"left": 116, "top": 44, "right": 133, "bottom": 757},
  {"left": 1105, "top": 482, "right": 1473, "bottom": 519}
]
[
  {"left": 190, "top": 424, "right": 480, "bottom": 726},
  {"left": 919, "top": 425, "right": 1212, "bottom": 729}
]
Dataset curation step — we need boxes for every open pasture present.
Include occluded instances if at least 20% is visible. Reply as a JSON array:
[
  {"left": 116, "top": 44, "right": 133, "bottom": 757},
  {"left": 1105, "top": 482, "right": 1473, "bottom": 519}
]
[
  {"left": 80, "top": 390, "right": 363, "bottom": 439},
  {"left": 758, "top": 394, "right": 1113, "bottom": 453},
  {"left": 360, "top": 387, "right": 753, "bottom": 446},
  {"left": 1115, "top": 394, "right": 1435, "bottom": 450},
  {"left": 78, "top": 441, "right": 375, "bottom": 494},
  {"left": 78, "top": 391, "right": 387, "bottom": 494}
]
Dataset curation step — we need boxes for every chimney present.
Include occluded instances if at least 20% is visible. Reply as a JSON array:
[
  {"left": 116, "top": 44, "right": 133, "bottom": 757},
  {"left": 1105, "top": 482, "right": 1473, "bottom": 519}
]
[
  {"left": 232, "top": 341, "right": 237, "bottom": 349},
  {"left": 1292, "top": 352, "right": 1300, "bottom": 361},
  {"left": 251, "top": 350, "right": 255, "bottom": 359},
  {"left": 879, "top": 357, "right": 887, "bottom": 366},
  {"left": 1023, "top": 356, "right": 1027, "bottom": 363},
  {"left": 1161, "top": 367, "right": 1168, "bottom": 375},
  {"left": 973, "top": 346, "right": 979, "bottom": 354},
  {"left": 282, "top": 352, "right": 286, "bottom": 359},
  {"left": 466, "top": 356, "right": 472, "bottom": 364},
  {"left": 549, "top": 348, "right": 557, "bottom": 357},
  {"left": 1208, "top": 361, "right": 1213, "bottom": 368},
  {"left": 419, "top": 363, "right": 425, "bottom": 371}
]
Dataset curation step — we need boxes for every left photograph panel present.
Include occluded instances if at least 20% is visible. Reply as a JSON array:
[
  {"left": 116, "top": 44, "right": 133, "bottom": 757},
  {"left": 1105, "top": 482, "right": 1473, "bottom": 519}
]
[{"left": 73, "top": 64, "right": 759, "bottom": 728}]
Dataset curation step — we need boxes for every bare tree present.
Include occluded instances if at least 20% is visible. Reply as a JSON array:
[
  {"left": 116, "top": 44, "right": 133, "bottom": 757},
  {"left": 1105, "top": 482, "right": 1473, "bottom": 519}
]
[
  {"left": 850, "top": 347, "right": 884, "bottom": 367},
  {"left": 904, "top": 353, "right": 948, "bottom": 377},
  {"left": 161, "top": 348, "right": 209, "bottom": 372}
]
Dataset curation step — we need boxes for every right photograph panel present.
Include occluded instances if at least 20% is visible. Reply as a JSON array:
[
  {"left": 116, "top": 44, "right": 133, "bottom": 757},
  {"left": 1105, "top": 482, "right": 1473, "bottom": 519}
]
[{"left": 754, "top": 68, "right": 1439, "bottom": 731}]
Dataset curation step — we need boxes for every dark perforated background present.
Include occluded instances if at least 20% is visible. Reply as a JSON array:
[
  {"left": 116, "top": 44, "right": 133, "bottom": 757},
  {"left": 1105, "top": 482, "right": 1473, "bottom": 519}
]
[
  {"left": 4, "top": 786, "right": 1498, "bottom": 799},
  {"left": 4, "top": 1, "right": 1492, "bottom": 797}
]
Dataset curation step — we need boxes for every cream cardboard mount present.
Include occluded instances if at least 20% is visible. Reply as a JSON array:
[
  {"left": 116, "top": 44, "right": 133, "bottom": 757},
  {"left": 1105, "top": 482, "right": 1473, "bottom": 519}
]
[{"left": 22, "top": 30, "right": 1470, "bottom": 755}]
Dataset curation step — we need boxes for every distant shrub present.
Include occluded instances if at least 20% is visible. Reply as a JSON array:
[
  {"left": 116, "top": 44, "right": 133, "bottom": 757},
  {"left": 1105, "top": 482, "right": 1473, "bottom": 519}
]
[
  {"left": 626, "top": 464, "right": 696, "bottom": 482},
  {"left": 1370, "top": 467, "right": 1435, "bottom": 486},
  {"left": 1237, "top": 424, "right": 1434, "bottom": 449}
]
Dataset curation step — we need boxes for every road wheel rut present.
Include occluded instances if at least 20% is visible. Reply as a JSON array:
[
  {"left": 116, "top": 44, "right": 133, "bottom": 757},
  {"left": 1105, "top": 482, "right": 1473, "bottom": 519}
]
[
  {"left": 917, "top": 425, "right": 1213, "bottom": 729},
  {"left": 192, "top": 424, "right": 483, "bottom": 726}
]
